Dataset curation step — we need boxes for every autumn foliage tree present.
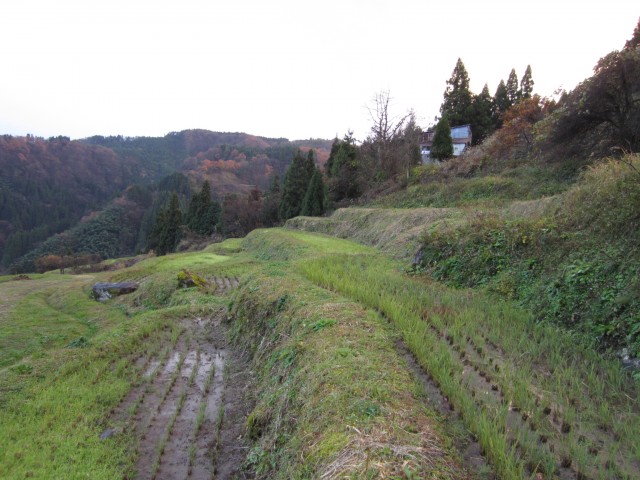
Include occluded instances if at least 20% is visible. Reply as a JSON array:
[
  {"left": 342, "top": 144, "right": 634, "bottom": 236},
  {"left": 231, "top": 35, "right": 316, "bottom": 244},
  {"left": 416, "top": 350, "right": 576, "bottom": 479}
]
[
  {"left": 221, "top": 189, "right": 263, "bottom": 237},
  {"left": 35, "top": 255, "right": 63, "bottom": 273},
  {"left": 494, "top": 95, "right": 544, "bottom": 158},
  {"left": 364, "top": 90, "right": 417, "bottom": 180}
]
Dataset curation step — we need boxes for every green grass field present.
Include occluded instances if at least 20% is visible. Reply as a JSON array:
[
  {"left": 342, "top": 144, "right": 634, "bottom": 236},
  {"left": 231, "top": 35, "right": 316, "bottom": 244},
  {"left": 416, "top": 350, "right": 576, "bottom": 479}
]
[{"left": 1, "top": 228, "right": 638, "bottom": 478}]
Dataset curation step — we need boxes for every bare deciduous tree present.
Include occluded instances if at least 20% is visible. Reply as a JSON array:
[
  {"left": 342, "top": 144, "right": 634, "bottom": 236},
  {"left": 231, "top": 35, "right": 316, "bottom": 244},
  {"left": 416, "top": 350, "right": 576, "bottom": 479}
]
[{"left": 366, "top": 90, "right": 413, "bottom": 178}]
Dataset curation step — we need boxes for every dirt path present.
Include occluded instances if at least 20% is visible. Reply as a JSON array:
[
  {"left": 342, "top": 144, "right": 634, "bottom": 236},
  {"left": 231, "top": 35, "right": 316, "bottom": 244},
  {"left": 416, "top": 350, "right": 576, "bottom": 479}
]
[{"left": 109, "top": 290, "right": 252, "bottom": 479}]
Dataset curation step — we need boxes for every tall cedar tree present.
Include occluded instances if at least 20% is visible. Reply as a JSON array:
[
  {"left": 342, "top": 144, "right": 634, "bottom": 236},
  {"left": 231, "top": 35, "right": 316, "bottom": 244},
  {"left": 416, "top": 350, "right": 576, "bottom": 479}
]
[
  {"left": 260, "top": 174, "right": 282, "bottom": 227},
  {"left": 400, "top": 113, "right": 424, "bottom": 178},
  {"left": 430, "top": 116, "right": 454, "bottom": 160},
  {"left": 440, "top": 58, "right": 473, "bottom": 127},
  {"left": 506, "top": 68, "right": 519, "bottom": 105},
  {"left": 279, "top": 150, "right": 315, "bottom": 220},
  {"left": 301, "top": 168, "right": 325, "bottom": 216},
  {"left": 149, "top": 192, "right": 183, "bottom": 256},
  {"left": 492, "top": 80, "right": 510, "bottom": 128},
  {"left": 185, "top": 180, "right": 220, "bottom": 235},
  {"left": 471, "top": 84, "right": 495, "bottom": 144},
  {"left": 520, "top": 65, "right": 534, "bottom": 99},
  {"left": 326, "top": 133, "right": 360, "bottom": 202}
]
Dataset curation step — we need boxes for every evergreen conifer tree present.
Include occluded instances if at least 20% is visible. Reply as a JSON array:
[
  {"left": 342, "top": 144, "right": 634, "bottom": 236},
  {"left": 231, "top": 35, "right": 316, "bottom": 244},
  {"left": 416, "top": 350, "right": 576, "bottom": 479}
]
[
  {"left": 326, "top": 132, "right": 360, "bottom": 202},
  {"left": 301, "top": 168, "right": 325, "bottom": 216},
  {"left": 430, "top": 116, "right": 453, "bottom": 160},
  {"left": 520, "top": 65, "right": 534, "bottom": 99},
  {"left": 279, "top": 150, "right": 316, "bottom": 220},
  {"left": 492, "top": 80, "right": 510, "bottom": 128},
  {"left": 268, "top": 173, "right": 281, "bottom": 194},
  {"left": 470, "top": 84, "right": 495, "bottom": 144},
  {"left": 506, "top": 68, "right": 519, "bottom": 104},
  {"left": 147, "top": 210, "right": 165, "bottom": 253},
  {"left": 440, "top": 58, "right": 474, "bottom": 127},
  {"left": 185, "top": 180, "right": 220, "bottom": 235},
  {"left": 260, "top": 174, "right": 282, "bottom": 227},
  {"left": 150, "top": 192, "right": 183, "bottom": 256}
]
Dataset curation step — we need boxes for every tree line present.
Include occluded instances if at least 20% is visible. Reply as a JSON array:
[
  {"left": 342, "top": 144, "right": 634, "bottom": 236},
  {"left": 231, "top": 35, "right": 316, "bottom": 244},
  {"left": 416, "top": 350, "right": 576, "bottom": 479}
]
[
  {"left": 430, "top": 60, "right": 535, "bottom": 160},
  {"left": 147, "top": 149, "right": 328, "bottom": 256}
]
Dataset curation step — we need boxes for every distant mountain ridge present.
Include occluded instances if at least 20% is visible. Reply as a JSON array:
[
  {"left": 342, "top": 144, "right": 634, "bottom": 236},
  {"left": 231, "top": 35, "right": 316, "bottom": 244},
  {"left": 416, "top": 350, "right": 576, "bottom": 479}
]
[{"left": 0, "top": 130, "right": 331, "bottom": 270}]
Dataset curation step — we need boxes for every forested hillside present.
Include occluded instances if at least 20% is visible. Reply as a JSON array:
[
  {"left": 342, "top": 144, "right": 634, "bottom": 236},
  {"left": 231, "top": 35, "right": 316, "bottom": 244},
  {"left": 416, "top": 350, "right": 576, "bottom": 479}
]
[
  {"left": 0, "top": 131, "right": 331, "bottom": 271},
  {"left": 0, "top": 136, "right": 141, "bottom": 267}
]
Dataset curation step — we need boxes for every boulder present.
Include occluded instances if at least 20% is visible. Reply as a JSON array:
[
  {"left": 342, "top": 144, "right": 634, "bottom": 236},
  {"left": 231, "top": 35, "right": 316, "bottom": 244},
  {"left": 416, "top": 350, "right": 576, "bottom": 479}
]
[
  {"left": 92, "top": 281, "right": 138, "bottom": 302},
  {"left": 177, "top": 269, "right": 209, "bottom": 289}
]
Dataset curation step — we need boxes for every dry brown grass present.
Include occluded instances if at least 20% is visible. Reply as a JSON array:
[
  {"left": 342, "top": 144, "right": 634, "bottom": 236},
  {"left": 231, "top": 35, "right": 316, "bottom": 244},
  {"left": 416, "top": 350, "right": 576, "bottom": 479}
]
[
  {"left": 287, "top": 207, "right": 468, "bottom": 260},
  {"left": 319, "top": 424, "right": 446, "bottom": 479}
]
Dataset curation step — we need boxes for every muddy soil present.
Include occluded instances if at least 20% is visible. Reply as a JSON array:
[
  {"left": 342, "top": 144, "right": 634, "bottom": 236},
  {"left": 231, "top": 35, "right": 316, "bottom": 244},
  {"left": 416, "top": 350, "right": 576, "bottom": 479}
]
[{"left": 108, "top": 304, "right": 252, "bottom": 480}]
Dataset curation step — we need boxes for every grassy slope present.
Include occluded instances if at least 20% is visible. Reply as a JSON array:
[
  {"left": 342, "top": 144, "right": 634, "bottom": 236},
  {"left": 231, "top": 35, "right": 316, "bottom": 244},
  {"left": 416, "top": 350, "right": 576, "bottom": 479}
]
[
  {"left": 284, "top": 156, "right": 640, "bottom": 477},
  {"left": 372, "top": 164, "right": 570, "bottom": 209},
  {"left": 2, "top": 222, "right": 639, "bottom": 478},
  {"left": 410, "top": 155, "right": 640, "bottom": 355},
  {"left": 0, "top": 233, "right": 468, "bottom": 479},
  {"left": 286, "top": 207, "right": 469, "bottom": 260},
  {"left": 298, "top": 251, "right": 639, "bottom": 478},
  {"left": 230, "top": 229, "right": 468, "bottom": 477},
  {"left": 290, "top": 155, "right": 640, "bottom": 356},
  {"left": 238, "top": 229, "right": 640, "bottom": 478}
]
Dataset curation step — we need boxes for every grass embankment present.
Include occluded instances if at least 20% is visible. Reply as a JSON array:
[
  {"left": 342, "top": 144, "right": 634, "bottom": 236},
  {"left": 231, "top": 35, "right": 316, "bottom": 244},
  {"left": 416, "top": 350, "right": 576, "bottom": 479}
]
[
  {"left": 286, "top": 207, "right": 469, "bottom": 260},
  {"left": 414, "top": 155, "right": 640, "bottom": 356},
  {"left": 298, "top": 252, "right": 640, "bottom": 479},
  {"left": 228, "top": 229, "right": 466, "bottom": 478},
  {"left": 372, "top": 162, "right": 572, "bottom": 210}
]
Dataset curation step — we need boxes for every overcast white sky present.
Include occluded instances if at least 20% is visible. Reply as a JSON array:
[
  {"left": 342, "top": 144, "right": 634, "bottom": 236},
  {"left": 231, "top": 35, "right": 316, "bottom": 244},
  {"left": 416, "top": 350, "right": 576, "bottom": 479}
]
[{"left": 0, "top": 0, "right": 637, "bottom": 142}]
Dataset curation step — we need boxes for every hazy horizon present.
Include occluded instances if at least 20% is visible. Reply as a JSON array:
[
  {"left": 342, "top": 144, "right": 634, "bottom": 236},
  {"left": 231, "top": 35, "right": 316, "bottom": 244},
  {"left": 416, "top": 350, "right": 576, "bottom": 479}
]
[{"left": 1, "top": 0, "right": 637, "bottom": 142}]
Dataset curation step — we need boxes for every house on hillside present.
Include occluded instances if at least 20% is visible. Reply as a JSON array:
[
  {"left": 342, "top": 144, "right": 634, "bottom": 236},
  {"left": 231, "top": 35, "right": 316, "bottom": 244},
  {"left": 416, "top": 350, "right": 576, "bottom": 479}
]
[{"left": 420, "top": 124, "right": 472, "bottom": 162}]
